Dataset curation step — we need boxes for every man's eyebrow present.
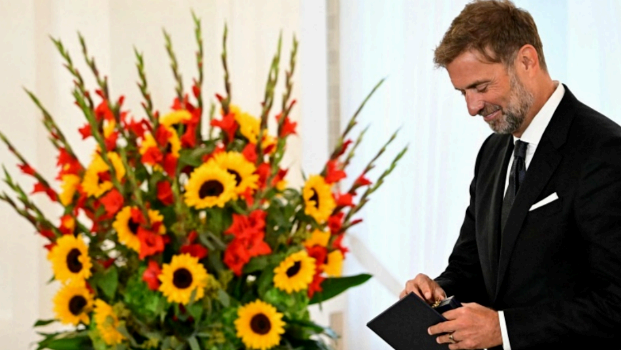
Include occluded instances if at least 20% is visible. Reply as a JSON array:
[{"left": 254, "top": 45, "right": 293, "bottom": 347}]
[{"left": 454, "top": 80, "right": 490, "bottom": 92}]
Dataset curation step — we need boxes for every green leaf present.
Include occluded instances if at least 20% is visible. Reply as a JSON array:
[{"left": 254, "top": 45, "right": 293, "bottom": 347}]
[
  {"left": 285, "top": 318, "right": 338, "bottom": 339},
  {"left": 257, "top": 268, "right": 275, "bottom": 297},
  {"left": 42, "top": 336, "right": 93, "bottom": 350},
  {"left": 188, "top": 336, "right": 201, "bottom": 350},
  {"left": 33, "top": 319, "right": 55, "bottom": 327},
  {"left": 309, "top": 274, "right": 372, "bottom": 305},
  {"left": 97, "top": 265, "right": 119, "bottom": 299},
  {"left": 217, "top": 289, "right": 231, "bottom": 307},
  {"left": 242, "top": 256, "right": 268, "bottom": 273}
]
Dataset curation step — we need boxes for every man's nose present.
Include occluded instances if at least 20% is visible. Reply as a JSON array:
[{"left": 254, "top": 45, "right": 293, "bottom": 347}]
[{"left": 465, "top": 92, "right": 484, "bottom": 116}]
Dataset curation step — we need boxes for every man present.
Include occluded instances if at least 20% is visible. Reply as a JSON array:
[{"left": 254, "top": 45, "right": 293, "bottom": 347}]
[{"left": 400, "top": 1, "right": 621, "bottom": 349}]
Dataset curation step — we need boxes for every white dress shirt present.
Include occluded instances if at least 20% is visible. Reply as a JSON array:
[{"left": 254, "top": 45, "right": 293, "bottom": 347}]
[{"left": 498, "top": 82, "right": 565, "bottom": 350}]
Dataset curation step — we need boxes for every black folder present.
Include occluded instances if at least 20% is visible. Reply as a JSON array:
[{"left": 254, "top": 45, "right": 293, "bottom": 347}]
[{"left": 366, "top": 293, "right": 461, "bottom": 350}]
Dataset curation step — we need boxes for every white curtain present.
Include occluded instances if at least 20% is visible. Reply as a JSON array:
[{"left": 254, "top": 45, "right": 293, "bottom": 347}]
[{"left": 338, "top": 1, "right": 621, "bottom": 349}]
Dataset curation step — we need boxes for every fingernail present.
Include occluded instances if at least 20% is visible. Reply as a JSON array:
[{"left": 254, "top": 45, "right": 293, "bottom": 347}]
[{"left": 428, "top": 328, "right": 431, "bottom": 335}]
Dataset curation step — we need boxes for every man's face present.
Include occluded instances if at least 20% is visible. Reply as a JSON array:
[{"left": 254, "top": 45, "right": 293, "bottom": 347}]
[{"left": 446, "top": 50, "right": 534, "bottom": 134}]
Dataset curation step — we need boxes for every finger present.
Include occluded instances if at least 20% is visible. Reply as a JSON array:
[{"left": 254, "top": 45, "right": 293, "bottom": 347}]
[
  {"left": 433, "top": 286, "right": 446, "bottom": 301},
  {"left": 442, "top": 307, "right": 463, "bottom": 320},
  {"left": 418, "top": 282, "right": 434, "bottom": 301},
  {"left": 399, "top": 289, "right": 406, "bottom": 299},
  {"left": 435, "top": 332, "right": 458, "bottom": 346},
  {"left": 428, "top": 320, "right": 457, "bottom": 336}
]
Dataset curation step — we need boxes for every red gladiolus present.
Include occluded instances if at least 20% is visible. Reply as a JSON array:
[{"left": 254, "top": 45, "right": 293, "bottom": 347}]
[
  {"left": 44, "top": 243, "right": 56, "bottom": 252},
  {"left": 18, "top": 163, "right": 36, "bottom": 176},
  {"left": 327, "top": 212, "right": 345, "bottom": 235},
  {"left": 124, "top": 118, "right": 147, "bottom": 139},
  {"left": 156, "top": 181, "right": 174, "bottom": 205},
  {"left": 142, "top": 146, "right": 163, "bottom": 165},
  {"left": 355, "top": 174, "right": 372, "bottom": 186},
  {"left": 105, "top": 131, "right": 119, "bottom": 151},
  {"left": 242, "top": 143, "right": 258, "bottom": 163},
  {"left": 100, "top": 188, "right": 124, "bottom": 215},
  {"left": 332, "top": 234, "right": 349, "bottom": 257},
  {"left": 306, "top": 245, "right": 328, "bottom": 268},
  {"left": 336, "top": 139, "right": 353, "bottom": 157},
  {"left": 180, "top": 243, "right": 208, "bottom": 260},
  {"left": 137, "top": 227, "right": 167, "bottom": 260},
  {"left": 78, "top": 124, "right": 92, "bottom": 139},
  {"left": 224, "top": 240, "right": 251, "bottom": 276},
  {"left": 308, "top": 271, "right": 325, "bottom": 299},
  {"left": 59, "top": 215, "right": 75, "bottom": 235},
  {"left": 210, "top": 113, "right": 238, "bottom": 141},
  {"left": 325, "top": 160, "right": 346, "bottom": 184},
  {"left": 180, "top": 123, "right": 197, "bottom": 148},
  {"left": 276, "top": 113, "right": 297, "bottom": 138},
  {"left": 142, "top": 260, "right": 162, "bottom": 291},
  {"left": 335, "top": 192, "right": 354, "bottom": 207},
  {"left": 32, "top": 182, "right": 58, "bottom": 202},
  {"left": 56, "top": 148, "right": 82, "bottom": 179},
  {"left": 100, "top": 258, "right": 116, "bottom": 269},
  {"left": 130, "top": 208, "right": 146, "bottom": 225},
  {"left": 39, "top": 229, "right": 55, "bottom": 240},
  {"left": 162, "top": 153, "right": 177, "bottom": 176}
]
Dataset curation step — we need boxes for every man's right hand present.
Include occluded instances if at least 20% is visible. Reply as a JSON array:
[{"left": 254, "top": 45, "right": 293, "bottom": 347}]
[{"left": 400, "top": 273, "right": 447, "bottom": 304}]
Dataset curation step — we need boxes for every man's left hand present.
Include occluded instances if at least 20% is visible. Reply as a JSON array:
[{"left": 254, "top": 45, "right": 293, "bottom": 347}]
[{"left": 428, "top": 303, "right": 502, "bottom": 349}]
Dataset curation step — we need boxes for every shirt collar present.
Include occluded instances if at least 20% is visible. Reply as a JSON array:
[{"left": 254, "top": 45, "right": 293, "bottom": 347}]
[{"left": 514, "top": 82, "right": 565, "bottom": 146}]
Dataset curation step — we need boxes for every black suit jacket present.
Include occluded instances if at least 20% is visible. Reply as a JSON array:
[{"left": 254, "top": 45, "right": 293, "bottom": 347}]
[{"left": 435, "top": 85, "right": 621, "bottom": 349}]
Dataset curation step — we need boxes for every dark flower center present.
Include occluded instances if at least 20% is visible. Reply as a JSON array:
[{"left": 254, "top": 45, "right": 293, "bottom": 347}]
[
  {"left": 286, "top": 261, "right": 302, "bottom": 277},
  {"left": 309, "top": 189, "right": 319, "bottom": 208},
  {"left": 68, "top": 295, "right": 87, "bottom": 316},
  {"left": 128, "top": 218, "right": 140, "bottom": 234},
  {"left": 250, "top": 313, "right": 272, "bottom": 335},
  {"left": 173, "top": 268, "right": 193, "bottom": 289},
  {"left": 199, "top": 180, "right": 224, "bottom": 199},
  {"left": 66, "top": 249, "right": 83, "bottom": 273},
  {"left": 165, "top": 141, "right": 173, "bottom": 154},
  {"left": 227, "top": 170, "right": 242, "bottom": 186},
  {"left": 97, "top": 171, "right": 111, "bottom": 185}
]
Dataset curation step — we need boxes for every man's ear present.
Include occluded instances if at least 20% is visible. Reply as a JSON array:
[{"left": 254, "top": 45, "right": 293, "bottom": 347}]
[{"left": 515, "top": 44, "right": 539, "bottom": 74}]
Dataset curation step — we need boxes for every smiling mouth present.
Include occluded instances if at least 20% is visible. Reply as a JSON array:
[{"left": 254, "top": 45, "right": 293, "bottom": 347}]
[{"left": 483, "top": 110, "right": 501, "bottom": 122}]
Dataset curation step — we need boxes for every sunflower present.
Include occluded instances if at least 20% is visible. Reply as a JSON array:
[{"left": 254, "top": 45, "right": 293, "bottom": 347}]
[
  {"left": 302, "top": 175, "right": 336, "bottom": 224},
  {"left": 94, "top": 299, "right": 125, "bottom": 346},
  {"left": 273, "top": 250, "right": 316, "bottom": 293},
  {"left": 235, "top": 300, "right": 285, "bottom": 350},
  {"left": 59, "top": 174, "right": 81, "bottom": 206},
  {"left": 53, "top": 282, "right": 93, "bottom": 326},
  {"left": 322, "top": 250, "right": 344, "bottom": 277},
  {"left": 139, "top": 125, "right": 181, "bottom": 159},
  {"left": 159, "top": 253, "right": 209, "bottom": 305},
  {"left": 48, "top": 234, "right": 92, "bottom": 283},
  {"left": 184, "top": 162, "right": 236, "bottom": 209},
  {"left": 113, "top": 206, "right": 166, "bottom": 253},
  {"left": 303, "top": 229, "right": 330, "bottom": 248},
  {"left": 81, "top": 152, "right": 125, "bottom": 198},
  {"left": 233, "top": 107, "right": 275, "bottom": 151},
  {"left": 160, "top": 110, "right": 192, "bottom": 127},
  {"left": 210, "top": 151, "right": 259, "bottom": 197}
]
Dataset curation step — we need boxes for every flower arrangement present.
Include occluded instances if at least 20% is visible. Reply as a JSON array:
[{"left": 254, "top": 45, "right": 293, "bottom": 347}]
[{"left": 1, "top": 14, "right": 406, "bottom": 350}]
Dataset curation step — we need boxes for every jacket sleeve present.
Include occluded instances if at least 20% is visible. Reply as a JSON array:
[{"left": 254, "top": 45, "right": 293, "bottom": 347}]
[
  {"left": 434, "top": 136, "right": 490, "bottom": 305},
  {"left": 504, "top": 139, "right": 621, "bottom": 348}
]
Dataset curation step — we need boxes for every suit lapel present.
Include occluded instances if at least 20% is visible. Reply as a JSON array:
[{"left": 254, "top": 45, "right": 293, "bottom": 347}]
[
  {"left": 493, "top": 84, "right": 577, "bottom": 301},
  {"left": 486, "top": 136, "right": 513, "bottom": 296}
]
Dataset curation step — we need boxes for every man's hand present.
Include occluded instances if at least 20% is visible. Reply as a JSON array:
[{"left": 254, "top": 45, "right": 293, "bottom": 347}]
[
  {"left": 428, "top": 303, "right": 502, "bottom": 349},
  {"left": 399, "top": 273, "right": 446, "bottom": 303}
]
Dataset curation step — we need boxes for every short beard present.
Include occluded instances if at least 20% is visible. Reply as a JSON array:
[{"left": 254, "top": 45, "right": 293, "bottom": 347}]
[{"left": 486, "top": 72, "right": 534, "bottom": 134}]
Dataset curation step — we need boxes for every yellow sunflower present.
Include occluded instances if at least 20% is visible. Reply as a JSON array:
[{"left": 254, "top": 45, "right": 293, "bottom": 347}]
[
  {"left": 139, "top": 125, "right": 181, "bottom": 159},
  {"left": 210, "top": 151, "right": 259, "bottom": 197},
  {"left": 159, "top": 253, "right": 209, "bottom": 305},
  {"left": 94, "top": 299, "right": 125, "bottom": 346},
  {"left": 184, "top": 162, "right": 236, "bottom": 209},
  {"left": 303, "top": 229, "right": 330, "bottom": 248},
  {"left": 322, "top": 250, "right": 344, "bottom": 277},
  {"left": 160, "top": 110, "right": 192, "bottom": 127},
  {"left": 81, "top": 152, "right": 125, "bottom": 198},
  {"left": 113, "top": 206, "right": 166, "bottom": 253},
  {"left": 273, "top": 250, "right": 316, "bottom": 293},
  {"left": 48, "top": 234, "right": 92, "bottom": 283},
  {"left": 302, "top": 175, "right": 336, "bottom": 224},
  {"left": 53, "top": 282, "right": 93, "bottom": 326},
  {"left": 235, "top": 300, "right": 285, "bottom": 350},
  {"left": 232, "top": 107, "right": 276, "bottom": 151},
  {"left": 59, "top": 174, "right": 81, "bottom": 206}
]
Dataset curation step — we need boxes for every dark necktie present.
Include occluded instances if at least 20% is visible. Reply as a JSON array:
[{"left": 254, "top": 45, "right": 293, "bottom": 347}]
[{"left": 500, "top": 140, "right": 528, "bottom": 234}]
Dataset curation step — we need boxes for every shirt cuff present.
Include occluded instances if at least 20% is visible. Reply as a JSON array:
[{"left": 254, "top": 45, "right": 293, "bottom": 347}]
[{"left": 498, "top": 310, "right": 511, "bottom": 350}]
